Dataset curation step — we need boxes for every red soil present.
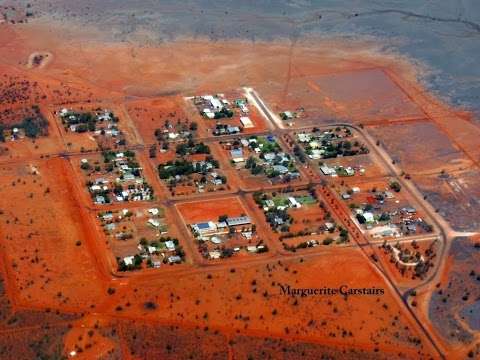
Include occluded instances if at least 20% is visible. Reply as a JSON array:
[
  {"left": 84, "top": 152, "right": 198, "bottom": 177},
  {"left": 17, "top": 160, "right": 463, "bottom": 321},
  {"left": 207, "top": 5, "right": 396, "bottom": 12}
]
[
  {"left": 0, "top": 20, "right": 470, "bottom": 358},
  {"left": 176, "top": 196, "right": 249, "bottom": 224}
]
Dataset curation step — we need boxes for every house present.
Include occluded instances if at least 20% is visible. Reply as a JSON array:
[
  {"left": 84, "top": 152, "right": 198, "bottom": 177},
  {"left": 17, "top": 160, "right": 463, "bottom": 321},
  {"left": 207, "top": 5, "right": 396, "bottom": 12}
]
[
  {"left": 324, "top": 222, "right": 335, "bottom": 231},
  {"left": 235, "top": 99, "right": 246, "bottom": 107},
  {"left": 345, "top": 167, "right": 355, "bottom": 176},
  {"left": 165, "top": 240, "right": 176, "bottom": 251},
  {"left": 95, "top": 178, "right": 109, "bottom": 185},
  {"left": 209, "top": 250, "right": 221, "bottom": 259},
  {"left": 211, "top": 177, "right": 223, "bottom": 186},
  {"left": 148, "top": 219, "right": 161, "bottom": 228},
  {"left": 263, "top": 153, "right": 276, "bottom": 162},
  {"left": 147, "top": 246, "right": 156, "bottom": 254},
  {"left": 97, "top": 111, "right": 112, "bottom": 121},
  {"left": 95, "top": 195, "right": 106, "bottom": 204},
  {"left": 240, "top": 103, "right": 249, "bottom": 113},
  {"left": 148, "top": 208, "right": 160, "bottom": 216},
  {"left": 273, "top": 165, "right": 289, "bottom": 174},
  {"left": 168, "top": 255, "right": 182, "bottom": 263},
  {"left": 384, "top": 191, "right": 395, "bottom": 199},
  {"left": 381, "top": 229, "right": 394, "bottom": 237},
  {"left": 167, "top": 132, "right": 179, "bottom": 140},
  {"left": 226, "top": 216, "right": 251, "bottom": 227},
  {"left": 105, "top": 223, "right": 116, "bottom": 231},
  {"left": 363, "top": 212, "right": 375, "bottom": 223},
  {"left": 203, "top": 108, "right": 215, "bottom": 119},
  {"left": 320, "top": 165, "right": 336, "bottom": 176},
  {"left": 210, "top": 97, "right": 223, "bottom": 110},
  {"left": 123, "top": 173, "right": 135, "bottom": 181},
  {"left": 265, "top": 199, "right": 275, "bottom": 208},
  {"left": 102, "top": 213, "right": 114, "bottom": 221},
  {"left": 210, "top": 236, "right": 222, "bottom": 244},
  {"left": 309, "top": 140, "right": 320, "bottom": 149},
  {"left": 406, "top": 224, "right": 417, "bottom": 233},
  {"left": 90, "top": 184, "right": 102, "bottom": 192},
  {"left": 230, "top": 148, "right": 244, "bottom": 162},
  {"left": 280, "top": 111, "right": 293, "bottom": 120},
  {"left": 123, "top": 256, "right": 134, "bottom": 266},
  {"left": 309, "top": 149, "right": 323, "bottom": 159},
  {"left": 240, "top": 116, "right": 254, "bottom": 128},
  {"left": 227, "top": 126, "right": 240, "bottom": 134},
  {"left": 242, "top": 232, "right": 253, "bottom": 240},
  {"left": 288, "top": 197, "right": 301, "bottom": 208},
  {"left": 297, "top": 133, "right": 311, "bottom": 143}
]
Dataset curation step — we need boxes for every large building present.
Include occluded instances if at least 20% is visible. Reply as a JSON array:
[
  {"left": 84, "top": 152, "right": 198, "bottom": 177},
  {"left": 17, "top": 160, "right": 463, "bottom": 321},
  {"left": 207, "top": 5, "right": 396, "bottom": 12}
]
[
  {"left": 192, "top": 221, "right": 218, "bottom": 236},
  {"left": 225, "top": 216, "right": 251, "bottom": 227}
]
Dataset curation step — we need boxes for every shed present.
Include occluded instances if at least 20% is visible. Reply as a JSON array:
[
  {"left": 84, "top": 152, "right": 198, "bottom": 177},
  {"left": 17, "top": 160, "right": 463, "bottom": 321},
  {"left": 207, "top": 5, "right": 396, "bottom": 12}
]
[{"left": 240, "top": 116, "right": 254, "bottom": 128}]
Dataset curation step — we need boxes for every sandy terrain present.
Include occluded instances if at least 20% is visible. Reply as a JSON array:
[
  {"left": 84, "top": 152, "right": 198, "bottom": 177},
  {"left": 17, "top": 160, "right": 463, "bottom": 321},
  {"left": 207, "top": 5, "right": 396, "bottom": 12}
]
[{"left": 0, "top": 14, "right": 477, "bottom": 358}]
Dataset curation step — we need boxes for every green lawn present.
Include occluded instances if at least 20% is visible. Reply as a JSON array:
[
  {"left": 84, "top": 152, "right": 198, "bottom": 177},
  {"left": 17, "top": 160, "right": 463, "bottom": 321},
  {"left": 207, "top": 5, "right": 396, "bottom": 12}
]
[
  {"left": 295, "top": 195, "right": 316, "bottom": 205},
  {"left": 272, "top": 196, "right": 289, "bottom": 207}
]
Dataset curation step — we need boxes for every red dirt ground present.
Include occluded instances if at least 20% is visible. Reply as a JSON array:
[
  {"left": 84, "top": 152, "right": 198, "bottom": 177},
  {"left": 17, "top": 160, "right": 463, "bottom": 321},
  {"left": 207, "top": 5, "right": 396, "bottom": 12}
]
[
  {"left": 0, "top": 20, "right": 472, "bottom": 358},
  {"left": 176, "top": 196, "right": 249, "bottom": 224}
]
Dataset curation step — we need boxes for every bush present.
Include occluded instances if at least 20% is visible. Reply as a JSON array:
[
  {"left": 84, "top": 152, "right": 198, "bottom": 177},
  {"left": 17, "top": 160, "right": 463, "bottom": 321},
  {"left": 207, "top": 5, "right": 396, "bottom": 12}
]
[
  {"left": 356, "top": 214, "right": 366, "bottom": 224},
  {"left": 323, "top": 238, "right": 334, "bottom": 245},
  {"left": 390, "top": 181, "right": 401, "bottom": 192}
]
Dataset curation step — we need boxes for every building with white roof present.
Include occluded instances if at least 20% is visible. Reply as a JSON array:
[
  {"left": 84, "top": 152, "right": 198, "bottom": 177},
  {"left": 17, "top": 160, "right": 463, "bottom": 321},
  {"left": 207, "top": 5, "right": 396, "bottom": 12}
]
[{"left": 240, "top": 116, "right": 254, "bottom": 128}]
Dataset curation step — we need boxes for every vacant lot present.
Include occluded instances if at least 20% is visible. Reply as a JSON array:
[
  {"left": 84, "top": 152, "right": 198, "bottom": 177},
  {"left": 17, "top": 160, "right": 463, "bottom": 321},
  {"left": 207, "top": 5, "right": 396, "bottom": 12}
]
[
  {"left": 413, "top": 170, "right": 480, "bottom": 232},
  {"left": 368, "top": 121, "right": 472, "bottom": 175},
  {"left": 103, "top": 248, "right": 437, "bottom": 358},
  {"left": 0, "top": 158, "right": 108, "bottom": 310},
  {"left": 258, "top": 68, "right": 423, "bottom": 126},
  {"left": 177, "top": 197, "right": 248, "bottom": 225}
]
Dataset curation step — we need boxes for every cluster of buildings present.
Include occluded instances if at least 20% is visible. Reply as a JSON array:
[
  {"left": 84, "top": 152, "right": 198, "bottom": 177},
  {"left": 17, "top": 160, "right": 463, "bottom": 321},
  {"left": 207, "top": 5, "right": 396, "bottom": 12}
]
[
  {"left": 155, "top": 126, "right": 192, "bottom": 146},
  {"left": 3, "top": 127, "right": 24, "bottom": 141},
  {"left": 192, "top": 94, "right": 254, "bottom": 136},
  {"left": 345, "top": 187, "right": 431, "bottom": 238},
  {"left": 100, "top": 207, "right": 163, "bottom": 237},
  {"left": 213, "top": 123, "right": 241, "bottom": 136},
  {"left": 262, "top": 196, "right": 303, "bottom": 212},
  {"left": 259, "top": 193, "right": 319, "bottom": 228},
  {"left": 59, "top": 108, "right": 121, "bottom": 137},
  {"left": 0, "top": 107, "right": 49, "bottom": 142},
  {"left": 83, "top": 152, "right": 153, "bottom": 204},
  {"left": 320, "top": 164, "right": 365, "bottom": 177},
  {"left": 121, "top": 238, "right": 183, "bottom": 270},
  {"left": 212, "top": 116, "right": 253, "bottom": 136},
  {"left": 99, "top": 208, "right": 183, "bottom": 271},
  {"left": 296, "top": 128, "right": 368, "bottom": 160},
  {"left": 279, "top": 111, "right": 297, "bottom": 121},
  {"left": 227, "top": 136, "right": 300, "bottom": 181},
  {"left": 192, "top": 216, "right": 252, "bottom": 237},
  {"left": 189, "top": 160, "right": 226, "bottom": 190},
  {"left": 192, "top": 94, "right": 233, "bottom": 119},
  {"left": 190, "top": 215, "right": 265, "bottom": 259}
]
